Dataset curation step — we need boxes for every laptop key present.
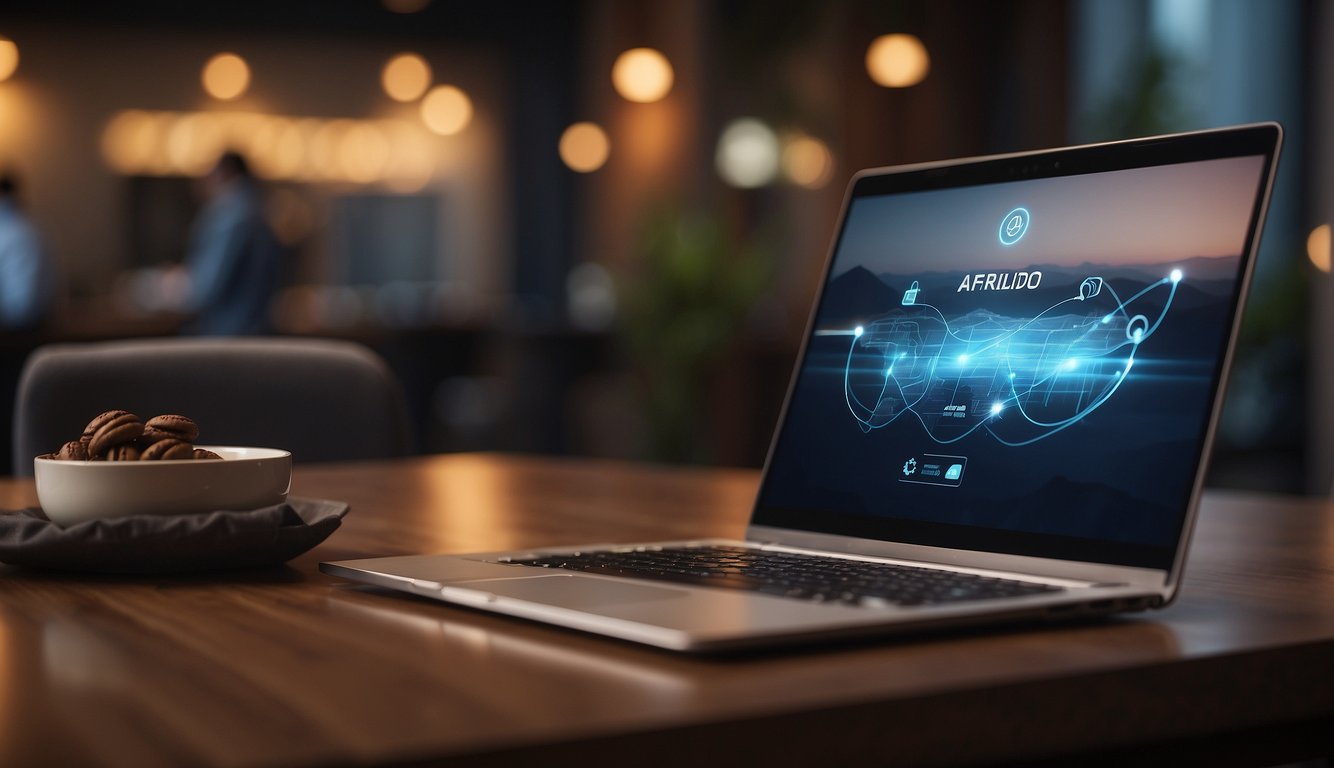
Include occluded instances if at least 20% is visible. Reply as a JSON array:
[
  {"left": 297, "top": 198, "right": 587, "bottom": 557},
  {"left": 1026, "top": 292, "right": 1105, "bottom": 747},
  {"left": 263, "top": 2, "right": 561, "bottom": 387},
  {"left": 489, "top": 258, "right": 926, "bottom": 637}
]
[{"left": 510, "top": 545, "right": 1063, "bottom": 608}]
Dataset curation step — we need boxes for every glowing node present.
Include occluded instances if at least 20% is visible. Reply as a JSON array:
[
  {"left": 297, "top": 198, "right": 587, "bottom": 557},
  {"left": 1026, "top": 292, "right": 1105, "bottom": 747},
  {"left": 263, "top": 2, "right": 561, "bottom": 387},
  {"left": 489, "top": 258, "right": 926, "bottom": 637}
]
[
  {"left": 957, "top": 354, "right": 969, "bottom": 364},
  {"left": 1008, "top": 372, "right": 1016, "bottom": 379},
  {"left": 1063, "top": 358, "right": 1077, "bottom": 370},
  {"left": 1133, "top": 328, "right": 1143, "bottom": 343},
  {"left": 886, "top": 368, "right": 893, "bottom": 378},
  {"left": 1101, "top": 315, "right": 1111, "bottom": 324},
  {"left": 853, "top": 326, "right": 863, "bottom": 337},
  {"left": 1170, "top": 268, "right": 1183, "bottom": 283},
  {"left": 990, "top": 402, "right": 1003, "bottom": 416},
  {"left": 998, "top": 207, "right": 1030, "bottom": 246}
]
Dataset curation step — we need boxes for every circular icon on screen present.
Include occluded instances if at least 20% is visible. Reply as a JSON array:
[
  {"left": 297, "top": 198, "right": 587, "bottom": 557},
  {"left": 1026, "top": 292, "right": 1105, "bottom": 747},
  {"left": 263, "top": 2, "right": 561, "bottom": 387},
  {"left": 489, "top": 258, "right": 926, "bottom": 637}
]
[{"left": 999, "top": 207, "right": 1030, "bottom": 246}]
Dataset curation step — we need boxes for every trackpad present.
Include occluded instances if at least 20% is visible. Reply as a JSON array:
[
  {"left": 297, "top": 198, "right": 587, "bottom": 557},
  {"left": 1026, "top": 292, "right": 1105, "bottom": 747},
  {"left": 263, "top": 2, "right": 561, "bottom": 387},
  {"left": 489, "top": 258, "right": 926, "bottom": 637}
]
[{"left": 461, "top": 574, "right": 689, "bottom": 609}]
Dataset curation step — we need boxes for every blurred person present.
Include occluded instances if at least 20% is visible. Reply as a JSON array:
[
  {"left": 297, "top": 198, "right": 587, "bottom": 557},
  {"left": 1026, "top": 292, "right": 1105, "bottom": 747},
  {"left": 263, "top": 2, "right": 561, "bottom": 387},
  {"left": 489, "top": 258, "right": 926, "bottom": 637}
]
[
  {"left": 0, "top": 171, "right": 54, "bottom": 330},
  {"left": 182, "top": 151, "right": 283, "bottom": 335}
]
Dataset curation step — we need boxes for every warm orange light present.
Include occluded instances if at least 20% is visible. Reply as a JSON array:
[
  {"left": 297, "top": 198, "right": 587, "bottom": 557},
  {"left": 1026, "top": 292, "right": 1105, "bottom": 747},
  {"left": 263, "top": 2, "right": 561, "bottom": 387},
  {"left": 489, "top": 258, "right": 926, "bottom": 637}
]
[
  {"left": 202, "top": 52, "right": 251, "bottom": 100},
  {"left": 382, "top": 53, "right": 432, "bottom": 102},
  {"left": 559, "top": 122, "right": 610, "bottom": 173},
  {"left": 165, "top": 112, "right": 225, "bottom": 175},
  {"left": 339, "top": 122, "right": 390, "bottom": 183},
  {"left": 1309, "top": 224, "right": 1332, "bottom": 273},
  {"left": 101, "top": 110, "right": 159, "bottom": 174},
  {"left": 292, "top": 118, "right": 325, "bottom": 182},
  {"left": 611, "top": 48, "right": 674, "bottom": 103},
  {"left": 420, "top": 85, "right": 472, "bottom": 135},
  {"left": 782, "top": 135, "right": 834, "bottom": 189},
  {"left": 101, "top": 110, "right": 447, "bottom": 185},
  {"left": 866, "top": 34, "right": 929, "bottom": 88},
  {"left": 248, "top": 116, "right": 305, "bottom": 179},
  {"left": 381, "top": 119, "right": 434, "bottom": 192},
  {"left": 310, "top": 119, "right": 352, "bottom": 182},
  {"left": 0, "top": 38, "right": 18, "bottom": 82}
]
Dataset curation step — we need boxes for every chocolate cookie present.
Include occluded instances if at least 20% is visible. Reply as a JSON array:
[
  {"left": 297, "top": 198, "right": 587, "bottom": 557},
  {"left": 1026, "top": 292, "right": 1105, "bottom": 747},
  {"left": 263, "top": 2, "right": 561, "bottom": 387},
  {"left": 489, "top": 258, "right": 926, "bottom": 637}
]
[
  {"left": 83, "top": 409, "right": 135, "bottom": 440},
  {"left": 193, "top": 448, "right": 223, "bottom": 460},
  {"left": 88, "top": 411, "right": 145, "bottom": 456},
  {"left": 104, "top": 444, "right": 142, "bottom": 461},
  {"left": 140, "top": 438, "right": 194, "bottom": 461},
  {"left": 143, "top": 414, "right": 200, "bottom": 443},
  {"left": 56, "top": 439, "right": 89, "bottom": 461}
]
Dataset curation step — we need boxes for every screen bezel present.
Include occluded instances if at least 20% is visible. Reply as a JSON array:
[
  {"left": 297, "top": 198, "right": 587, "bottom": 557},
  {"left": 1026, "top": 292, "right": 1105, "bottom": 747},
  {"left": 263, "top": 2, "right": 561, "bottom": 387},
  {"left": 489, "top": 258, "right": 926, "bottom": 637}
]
[{"left": 749, "top": 124, "right": 1282, "bottom": 572}]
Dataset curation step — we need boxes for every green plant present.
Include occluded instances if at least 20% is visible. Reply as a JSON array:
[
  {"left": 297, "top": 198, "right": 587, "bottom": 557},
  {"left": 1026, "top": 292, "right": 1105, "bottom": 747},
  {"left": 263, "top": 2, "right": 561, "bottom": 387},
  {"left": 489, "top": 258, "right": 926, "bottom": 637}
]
[{"left": 621, "top": 206, "right": 771, "bottom": 463}]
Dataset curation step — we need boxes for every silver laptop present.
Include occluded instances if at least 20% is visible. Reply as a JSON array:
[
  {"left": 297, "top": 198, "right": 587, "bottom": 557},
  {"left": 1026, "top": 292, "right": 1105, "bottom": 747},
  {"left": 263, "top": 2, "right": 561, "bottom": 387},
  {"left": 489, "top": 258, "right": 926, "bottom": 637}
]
[{"left": 323, "top": 124, "right": 1281, "bottom": 652}]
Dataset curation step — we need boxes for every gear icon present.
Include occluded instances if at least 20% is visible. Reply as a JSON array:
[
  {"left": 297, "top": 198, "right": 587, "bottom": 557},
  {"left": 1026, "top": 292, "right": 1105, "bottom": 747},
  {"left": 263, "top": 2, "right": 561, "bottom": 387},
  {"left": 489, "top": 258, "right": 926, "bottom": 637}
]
[{"left": 902, "top": 458, "right": 917, "bottom": 476}]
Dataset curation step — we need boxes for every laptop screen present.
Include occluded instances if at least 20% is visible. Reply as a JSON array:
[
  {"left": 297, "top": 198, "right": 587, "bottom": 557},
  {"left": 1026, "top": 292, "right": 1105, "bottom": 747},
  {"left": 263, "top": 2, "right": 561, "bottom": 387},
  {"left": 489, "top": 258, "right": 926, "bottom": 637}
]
[{"left": 754, "top": 126, "right": 1280, "bottom": 571}]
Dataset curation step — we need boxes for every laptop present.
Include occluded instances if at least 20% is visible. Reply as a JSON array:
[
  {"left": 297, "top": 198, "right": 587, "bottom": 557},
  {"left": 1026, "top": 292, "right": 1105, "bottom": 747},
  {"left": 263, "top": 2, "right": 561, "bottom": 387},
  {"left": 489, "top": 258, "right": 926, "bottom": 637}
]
[{"left": 323, "top": 123, "right": 1282, "bottom": 652}]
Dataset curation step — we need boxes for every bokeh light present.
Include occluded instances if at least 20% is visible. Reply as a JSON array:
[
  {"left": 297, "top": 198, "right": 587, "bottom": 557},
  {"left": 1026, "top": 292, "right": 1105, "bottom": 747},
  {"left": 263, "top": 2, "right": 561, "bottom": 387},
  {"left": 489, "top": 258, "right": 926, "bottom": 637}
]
[
  {"left": 339, "top": 121, "right": 390, "bottom": 183},
  {"left": 165, "top": 112, "right": 225, "bottom": 175},
  {"left": 559, "top": 122, "right": 610, "bottom": 173},
  {"left": 715, "top": 118, "right": 779, "bottom": 188},
  {"left": 0, "top": 38, "right": 18, "bottom": 82},
  {"left": 101, "top": 110, "right": 160, "bottom": 174},
  {"left": 381, "top": 118, "right": 435, "bottom": 192},
  {"left": 310, "top": 119, "right": 353, "bottom": 182},
  {"left": 1309, "top": 224, "right": 1331, "bottom": 273},
  {"left": 611, "top": 48, "right": 674, "bottom": 103},
  {"left": 782, "top": 134, "right": 834, "bottom": 189},
  {"left": 420, "top": 85, "right": 473, "bottom": 135},
  {"left": 202, "top": 52, "right": 251, "bottom": 100},
  {"left": 865, "top": 34, "right": 930, "bottom": 88},
  {"left": 247, "top": 116, "right": 305, "bottom": 179},
  {"left": 382, "top": 53, "right": 432, "bottom": 102},
  {"left": 292, "top": 118, "right": 325, "bottom": 182},
  {"left": 100, "top": 109, "right": 440, "bottom": 186}
]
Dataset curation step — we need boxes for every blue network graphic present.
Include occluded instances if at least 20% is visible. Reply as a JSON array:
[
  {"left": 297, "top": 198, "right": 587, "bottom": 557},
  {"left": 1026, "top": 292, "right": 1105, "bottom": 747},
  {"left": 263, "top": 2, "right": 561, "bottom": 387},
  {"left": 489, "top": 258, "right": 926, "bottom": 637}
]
[{"left": 836, "top": 270, "right": 1183, "bottom": 446}]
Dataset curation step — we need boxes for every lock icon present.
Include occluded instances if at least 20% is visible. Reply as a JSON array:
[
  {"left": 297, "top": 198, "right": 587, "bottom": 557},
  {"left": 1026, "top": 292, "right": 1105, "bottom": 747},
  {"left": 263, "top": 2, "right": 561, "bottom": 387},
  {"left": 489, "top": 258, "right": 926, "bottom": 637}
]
[{"left": 902, "top": 281, "right": 920, "bottom": 306}]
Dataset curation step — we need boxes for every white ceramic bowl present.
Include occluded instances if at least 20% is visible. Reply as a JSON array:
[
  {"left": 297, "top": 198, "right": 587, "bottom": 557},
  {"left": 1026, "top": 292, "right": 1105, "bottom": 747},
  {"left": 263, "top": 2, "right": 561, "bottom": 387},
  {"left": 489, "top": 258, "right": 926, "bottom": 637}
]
[{"left": 34, "top": 446, "right": 292, "bottom": 526}]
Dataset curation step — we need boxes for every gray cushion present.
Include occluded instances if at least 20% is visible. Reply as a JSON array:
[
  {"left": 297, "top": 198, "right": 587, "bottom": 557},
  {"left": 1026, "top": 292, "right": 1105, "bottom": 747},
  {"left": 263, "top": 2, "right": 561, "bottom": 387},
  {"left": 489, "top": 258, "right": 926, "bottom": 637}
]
[{"left": 12, "top": 337, "right": 410, "bottom": 475}]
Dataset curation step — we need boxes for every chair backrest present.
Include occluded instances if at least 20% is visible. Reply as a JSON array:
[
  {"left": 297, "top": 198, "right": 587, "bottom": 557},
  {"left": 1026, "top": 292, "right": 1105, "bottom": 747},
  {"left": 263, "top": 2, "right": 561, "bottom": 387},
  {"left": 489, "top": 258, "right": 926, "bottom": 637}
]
[{"left": 12, "top": 337, "right": 411, "bottom": 476}]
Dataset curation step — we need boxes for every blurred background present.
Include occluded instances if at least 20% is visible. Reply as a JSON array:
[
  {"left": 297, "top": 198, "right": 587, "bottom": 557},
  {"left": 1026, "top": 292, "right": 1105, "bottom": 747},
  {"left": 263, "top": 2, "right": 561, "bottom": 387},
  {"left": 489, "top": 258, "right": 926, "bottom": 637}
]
[{"left": 0, "top": 0, "right": 1329, "bottom": 493}]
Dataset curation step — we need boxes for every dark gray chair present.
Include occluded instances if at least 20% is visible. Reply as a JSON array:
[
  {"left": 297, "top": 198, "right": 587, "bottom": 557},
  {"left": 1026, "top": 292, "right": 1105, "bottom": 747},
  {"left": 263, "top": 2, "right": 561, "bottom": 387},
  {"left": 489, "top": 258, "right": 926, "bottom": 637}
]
[{"left": 12, "top": 337, "right": 411, "bottom": 475}]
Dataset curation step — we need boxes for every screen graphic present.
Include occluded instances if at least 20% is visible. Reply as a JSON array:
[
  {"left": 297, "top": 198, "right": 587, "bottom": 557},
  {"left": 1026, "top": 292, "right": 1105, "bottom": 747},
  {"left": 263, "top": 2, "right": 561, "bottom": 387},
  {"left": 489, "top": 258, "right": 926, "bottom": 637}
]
[
  {"left": 756, "top": 154, "right": 1268, "bottom": 567},
  {"left": 834, "top": 266, "right": 1181, "bottom": 447}
]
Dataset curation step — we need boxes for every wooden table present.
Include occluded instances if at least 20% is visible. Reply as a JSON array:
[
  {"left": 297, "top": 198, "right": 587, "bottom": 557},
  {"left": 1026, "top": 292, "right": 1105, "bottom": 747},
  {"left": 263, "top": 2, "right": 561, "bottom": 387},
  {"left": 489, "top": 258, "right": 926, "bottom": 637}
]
[{"left": 1, "top": 454, "right": 1332, "bottom": 767}]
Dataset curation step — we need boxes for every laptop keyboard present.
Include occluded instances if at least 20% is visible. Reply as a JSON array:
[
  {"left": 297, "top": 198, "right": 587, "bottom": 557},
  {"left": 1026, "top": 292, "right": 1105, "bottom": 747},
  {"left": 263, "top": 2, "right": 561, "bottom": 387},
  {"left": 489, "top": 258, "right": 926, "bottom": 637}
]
[{"left": 503, "top": 545, "right": 1064, "bottom": 608}]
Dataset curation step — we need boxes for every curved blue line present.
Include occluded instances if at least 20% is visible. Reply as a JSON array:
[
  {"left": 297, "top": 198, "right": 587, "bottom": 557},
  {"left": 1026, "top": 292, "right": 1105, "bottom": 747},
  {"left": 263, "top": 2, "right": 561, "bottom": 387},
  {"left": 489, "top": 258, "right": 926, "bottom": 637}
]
[{"left": 840, "top": 270, "right": 1181, "bottom": 446}]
